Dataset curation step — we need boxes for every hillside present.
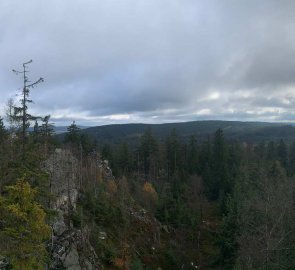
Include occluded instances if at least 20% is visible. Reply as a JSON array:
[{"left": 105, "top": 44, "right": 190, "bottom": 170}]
[
  {"left": 62, "top": 120, "right": 294, "bottom": 145},
  {"left": 29, "top": 125, "right": 89, "bottom": 134}
]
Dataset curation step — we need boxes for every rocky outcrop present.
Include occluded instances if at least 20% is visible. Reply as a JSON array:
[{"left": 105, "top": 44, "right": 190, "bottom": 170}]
[
  {"left": 44, "top": 149, "right": 101, "bottom": 270},
  {"left": 98, "top": 160, "right": 114, "bottom": 180},
  {"left": 45, "top": 148, "right": 79, "bottom": 211},
  {"left": 0, "top": 256, "right": 8, "bottom": 270},
  {"left": 51, "top": 226, "right": 98, "bottom": 270}
]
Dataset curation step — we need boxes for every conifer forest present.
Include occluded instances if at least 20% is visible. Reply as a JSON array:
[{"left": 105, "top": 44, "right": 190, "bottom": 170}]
[
  {"left": 2, "top": 1, "right": 295, "bottom": 269},
  {"left": 1, "top": 61, "right": 295, "bottom": 269}
]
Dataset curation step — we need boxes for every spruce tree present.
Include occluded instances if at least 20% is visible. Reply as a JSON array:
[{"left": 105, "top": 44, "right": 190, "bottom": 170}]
[
  {"left": 39, "top": 115, "right": 54, "bottom": 158},
  {"left": 64, "top": 120, "right": 81, "bottom": 146},
  {"left": 288, "top": 142, "right": 295, "bottom": 175},
  {"left": 139, "top": 128, "right": 158, "bottom": 176},
  {"left": 187, "top": 135, "right": 198, "bottom": 174},
  {"left": 277, "top": 139, "right": 287, "bottom": 169},
  {"left": 211, "top": 128, "right": 229, "bottom": 200},
  {"left": 117, "top": 143, "right": 132, "bottom": 175},
  {"left": 0, "top": 117, "right": 7, "bottom": 142},
  {"left": 165, "top": 129, "right": 180, "bottom": 176},
  {"left": 266, "top": 141, "right": 276, "bottom": 161}
]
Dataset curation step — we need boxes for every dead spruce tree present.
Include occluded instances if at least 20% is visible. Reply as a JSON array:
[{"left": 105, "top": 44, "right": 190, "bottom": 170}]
[{"left": 12, "top": 60, "right": 44, "bottom": 157}]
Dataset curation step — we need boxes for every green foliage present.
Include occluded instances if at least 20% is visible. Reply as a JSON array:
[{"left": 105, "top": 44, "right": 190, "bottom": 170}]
[
  {"left": 218, "top": 194, "right": 238, "bottom": 268},
  {"left": 213, "top": 129, "right": 229, "bottom": 197},
  {"left": 10, "top": 61, "right": 44, "bottom": 158},
  {"left": 201, "top": 129, "right": 231, "bottom": 201},
  {"left": 139, "top": 128, "right": 158, "bottom": 175},
  {"left": 0, "top": 178, "right": 50, "bottom": 269},
  {"left": 101, "top": 143, "right": 113, "bottom": 161},
  {"left": 156, "top": 177, "right": 198, "bottom": 228},
  {"left": 277, "top": 139, "right": 287, "bottom": 169},
  {"left": 116, "top": 142, "right": 133, "bottom": 175},
  {"left": 3, "top": 104, "right": 295, "bottom": 270},
  {"left": 88, "top": 224, "right": 119, "bottom": 265},
  {"left": 64, "top": 120, "right": 81, "bottom": 145},
  {"left": 164, "top": 249, "right": 181, "bottom": 269},
  {"left": 0, "top": 117, "right": 7, "bottom": 142},
  {"left": 187, "top": 135, "right": 199, "bottom": 174},
  {"left": 72, "top": 121, "right": 295, "bottom": 146},
  {"left": 165, "top": 129, "right": 180, "bottom": 175},
  {"left": 80, "top": 133, "right": 94, "bottom": 154},
  {"left": 266, "top": 141, "right": 276, "bottom": 160},
  {"left": 64, "top": 121, "right": 95, "bottom": 156},
  {"left": 130, "top": 257, "right": 144, "bottom": 270},
  {"left": 288, "top": 141, "right": 295, "bottom": 175},
  {"left": 75, "top": 124, "right": 295, "bottom": 269},
  {"left": 82, "top": 186, "right": 126, "bottom": 228},
  {"left": 234, "top": 162, "right": 295, "bottom": 269},
  {"left": 70, "top": 207, "right": 82, "bottom": 228}
]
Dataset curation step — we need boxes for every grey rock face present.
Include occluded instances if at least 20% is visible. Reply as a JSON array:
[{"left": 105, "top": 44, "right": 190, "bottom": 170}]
[
  {"left": 44, "top": 149, "right": 101, "bottom": 270},
  {"left": 64, "top": 246, "right": 80, "bottom": 270},
  {"left": 45, "top": 148, "right": 79, "bottom": 211},
  {"left": 0, "top": 256, "right": 8, "bottom": 270},
  {"left": 53, "top": 214, "right": 67, "bottom": 236}
]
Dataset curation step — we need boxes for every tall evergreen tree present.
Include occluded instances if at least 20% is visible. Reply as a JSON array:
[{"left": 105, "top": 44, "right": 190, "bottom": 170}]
[
  {"left": 187, "top": 135, "right": 199, "bottom": 174},
  {"left": 64, "top": 121, "right": 81, "bottom": 146},
  {"left": 288, "top": 141, "right": 295, "bottom": 175},
  {"left": 117, "top": 143, "right": 132, "bottom": 175},
  {"left": 210, "top": 129, "right": 229, "bottom": 200},
  {"left": 254, "top": 142, "right": 265, "bottom": 160},
  {"left": 236, "top": 162, "right": 295, "bottom": 269},
  {"left": 277, "top": 139, "right": 287, "bottom": 169},
  {"left": 165, "top": 129, "right": 180, "bottom": 176},
  {"left": 0, "top": 117, "right": 7, "bottom": 142},
  {"left": 139, "top": 128, "right": 158, "bottom": 176},
  {"left": 0, "top": 117, "right": 8, "bottom": 192},
  {"left": 39, "top": 115, "right": 55, "bottom": 158},
  {"left": 266, "top": 141, "right": 276, "bottom": 161}
]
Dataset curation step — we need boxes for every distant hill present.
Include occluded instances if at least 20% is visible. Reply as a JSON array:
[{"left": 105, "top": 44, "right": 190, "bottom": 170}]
[
  {"left": 52, "top": 126, "right": 90, "bottom": 134},
  {"left": 58, "top": 120, "right": 295, "bottom": 145},
  {"left": 29, "top": 125, "right": 89, "bottom": 134}
]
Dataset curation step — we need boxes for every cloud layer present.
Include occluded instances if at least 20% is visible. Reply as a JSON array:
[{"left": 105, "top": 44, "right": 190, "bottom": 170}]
[{"left": 1, "top": 0, "right": 295, "bottom": 125}]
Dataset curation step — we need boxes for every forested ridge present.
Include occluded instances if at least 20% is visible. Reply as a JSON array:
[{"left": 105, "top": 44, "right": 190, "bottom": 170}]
[
  {"left": 57, "top": 120, "right": 295, "bottom": 145},
  {"left": 1, "top": 64, "right": 295, "bottom": 269}
]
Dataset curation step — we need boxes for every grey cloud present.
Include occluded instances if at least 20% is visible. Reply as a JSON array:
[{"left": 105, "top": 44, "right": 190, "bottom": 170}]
[{"left": 1, "top": 0, "right": 295, "bottom": 125}]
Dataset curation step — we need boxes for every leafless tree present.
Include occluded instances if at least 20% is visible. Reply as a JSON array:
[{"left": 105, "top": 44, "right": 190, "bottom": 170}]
[{"left": 12, "top": 60, "right": 44, "bottom": 156}]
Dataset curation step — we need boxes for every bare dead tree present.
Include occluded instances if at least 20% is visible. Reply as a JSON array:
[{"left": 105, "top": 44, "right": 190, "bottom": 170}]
[{"left": 12, "top": 60, "right": 44, "bottom": 157}]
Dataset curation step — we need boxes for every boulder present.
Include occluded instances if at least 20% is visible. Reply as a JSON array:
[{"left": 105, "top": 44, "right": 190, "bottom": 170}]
[{"left": 64, "top": 246, "right": 81, "bottom": 270}]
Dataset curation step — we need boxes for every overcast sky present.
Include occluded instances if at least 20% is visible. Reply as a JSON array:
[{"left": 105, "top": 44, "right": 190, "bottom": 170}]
[{"left": 1, "top": 0, "right": 295, "bottom": 126}]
